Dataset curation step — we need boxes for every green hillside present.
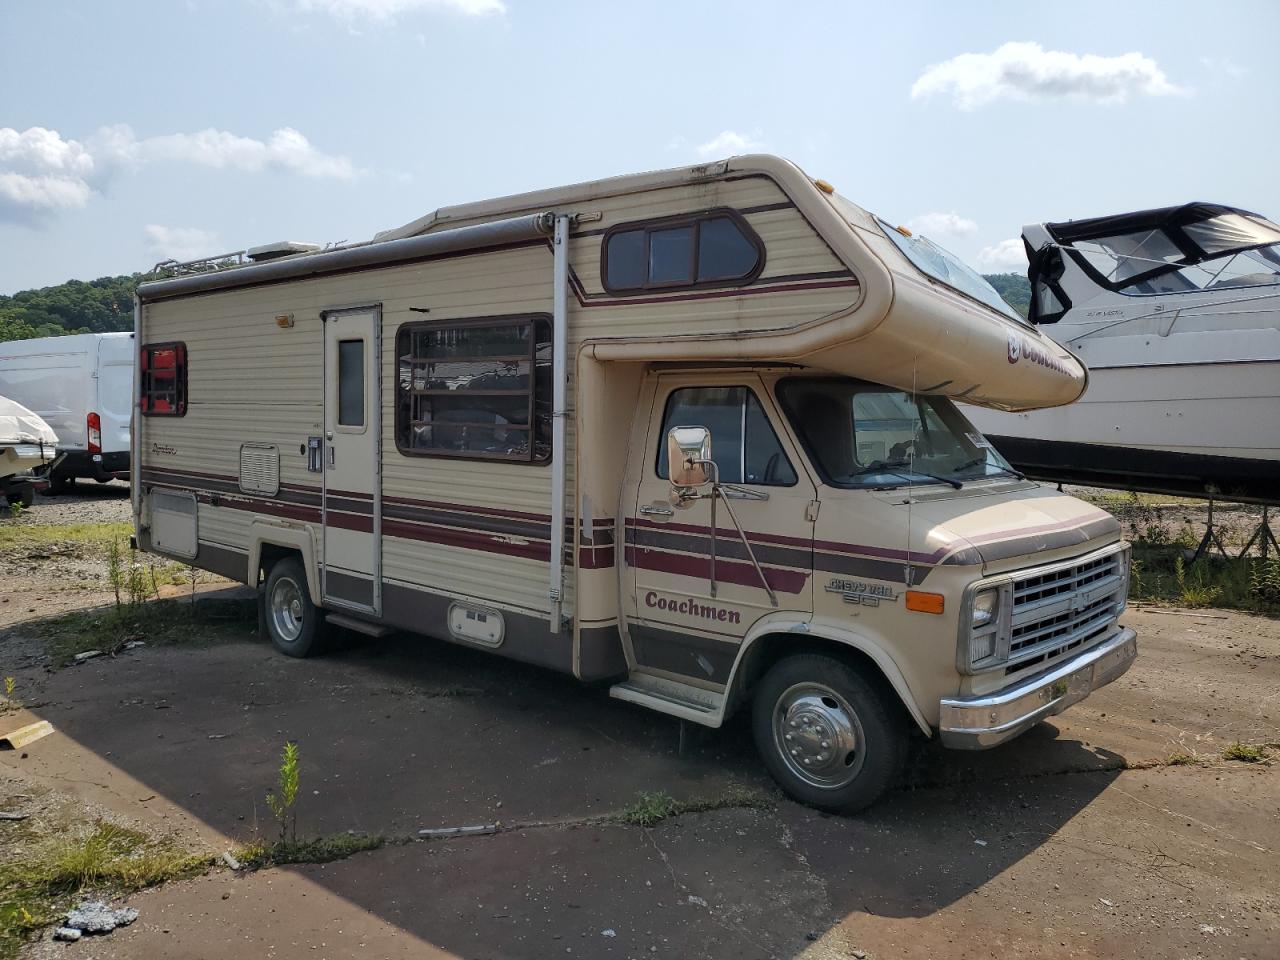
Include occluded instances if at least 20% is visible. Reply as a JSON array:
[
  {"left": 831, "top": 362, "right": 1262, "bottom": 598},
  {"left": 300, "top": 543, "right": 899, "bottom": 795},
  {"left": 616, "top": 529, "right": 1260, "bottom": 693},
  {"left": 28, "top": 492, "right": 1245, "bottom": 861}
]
[
  {"left": 0, "top": 275, "right": 139, "bottom": 343},
  {"left": 983, "top": 272, "right": 1031, "bottom": 318}
]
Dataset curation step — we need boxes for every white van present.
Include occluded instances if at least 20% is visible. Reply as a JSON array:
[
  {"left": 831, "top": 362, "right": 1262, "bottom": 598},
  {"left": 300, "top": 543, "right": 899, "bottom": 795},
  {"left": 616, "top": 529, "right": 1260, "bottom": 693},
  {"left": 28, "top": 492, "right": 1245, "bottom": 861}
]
[{"left": 0, "top": 332, "right": 134, "bottom": 490}]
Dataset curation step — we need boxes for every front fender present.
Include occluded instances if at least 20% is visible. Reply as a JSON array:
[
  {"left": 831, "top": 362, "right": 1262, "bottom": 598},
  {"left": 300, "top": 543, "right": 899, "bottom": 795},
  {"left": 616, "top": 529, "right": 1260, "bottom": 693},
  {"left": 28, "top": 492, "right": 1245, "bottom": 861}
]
[{"left": 727, "top": 615, "right": 933, "bottom": 737}]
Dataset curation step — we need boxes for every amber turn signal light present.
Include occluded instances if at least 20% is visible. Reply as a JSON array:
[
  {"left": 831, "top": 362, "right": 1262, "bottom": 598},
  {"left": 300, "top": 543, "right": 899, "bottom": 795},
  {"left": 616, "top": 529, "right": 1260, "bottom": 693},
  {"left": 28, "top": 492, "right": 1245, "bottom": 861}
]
[{"left": 905, "top": 590, "right": 945, "bottom": 614}]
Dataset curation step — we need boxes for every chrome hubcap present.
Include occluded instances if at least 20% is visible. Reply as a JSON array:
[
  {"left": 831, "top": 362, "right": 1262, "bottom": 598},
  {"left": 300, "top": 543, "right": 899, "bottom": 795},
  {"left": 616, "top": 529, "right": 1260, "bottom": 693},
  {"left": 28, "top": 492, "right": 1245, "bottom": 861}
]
[
  {"left": 773, "top": 682, "right": 864, "bottom": 789},
  {"left": 270, "top": 576, "right": 305, "bottom": 643}
]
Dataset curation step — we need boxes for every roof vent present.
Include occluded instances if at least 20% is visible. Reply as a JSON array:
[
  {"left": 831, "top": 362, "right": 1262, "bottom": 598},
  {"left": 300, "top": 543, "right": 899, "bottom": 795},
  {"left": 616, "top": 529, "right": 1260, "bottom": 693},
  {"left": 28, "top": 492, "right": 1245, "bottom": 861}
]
[{"left": 245, "top": 241, "right": 323, "bottom": 262}]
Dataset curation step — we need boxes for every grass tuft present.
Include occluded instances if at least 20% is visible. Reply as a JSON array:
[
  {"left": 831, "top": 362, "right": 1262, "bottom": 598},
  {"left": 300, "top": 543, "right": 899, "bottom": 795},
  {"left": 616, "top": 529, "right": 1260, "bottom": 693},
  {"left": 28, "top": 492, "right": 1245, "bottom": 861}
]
[
  {"left": 0, "top": 820, "right": 211, "bottom": 957},
  {"left": 235, "top": 833, "right": 384, "bottom": 869},
  {"left": 1222, "top": 741, "right": 1267, "bottom": 764},
  {"left": 1165, "top": 751, "right": 1203, "bottom": 767},
  {"left": 615, "top": 785, "right": 772, "bottom": 827},
  {"left": 36, "top": 597, "right": 256, "bottom": 667}
]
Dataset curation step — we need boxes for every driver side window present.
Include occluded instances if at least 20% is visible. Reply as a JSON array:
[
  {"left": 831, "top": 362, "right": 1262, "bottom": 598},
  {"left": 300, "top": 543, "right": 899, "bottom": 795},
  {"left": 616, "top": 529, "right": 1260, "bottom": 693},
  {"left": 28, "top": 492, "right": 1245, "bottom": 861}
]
[{"left": 656, "top": 386, "right": 797, "bottom": 486}]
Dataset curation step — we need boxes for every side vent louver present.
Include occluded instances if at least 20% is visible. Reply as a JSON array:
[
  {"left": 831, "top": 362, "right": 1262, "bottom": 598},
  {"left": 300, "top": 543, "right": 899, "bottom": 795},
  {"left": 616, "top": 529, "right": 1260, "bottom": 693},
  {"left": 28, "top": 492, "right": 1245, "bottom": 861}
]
[{"left": 239, "top": 443, "right": 280, "bottom": 496}]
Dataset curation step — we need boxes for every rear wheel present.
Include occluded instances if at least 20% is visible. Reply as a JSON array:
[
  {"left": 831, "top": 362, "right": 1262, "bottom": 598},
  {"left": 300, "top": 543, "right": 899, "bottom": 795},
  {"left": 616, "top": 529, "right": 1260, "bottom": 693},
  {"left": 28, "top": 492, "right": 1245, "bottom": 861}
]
[
  {"left": 263, "top": 557, "right": 326, "bottom": 658},
  {"left": 47, "top": 472, "right": 69, "bottom": 495},
  {"left": 5, "top": 484, "right": 35, "bottom": 508},
  {"left": 751, "top": 653, "right": 907, "bottom": 813}
]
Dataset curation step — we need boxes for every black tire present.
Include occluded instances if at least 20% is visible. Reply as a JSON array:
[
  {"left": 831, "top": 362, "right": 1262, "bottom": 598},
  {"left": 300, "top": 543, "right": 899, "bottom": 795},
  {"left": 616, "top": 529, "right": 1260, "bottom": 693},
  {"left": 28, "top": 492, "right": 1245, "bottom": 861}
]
[
  {"left": 5, "top": 484, "right": 35, "bottom": 508},
  {"left": 47, "top": 472, "right": 69, "bottom": 495},
  {"left": 751, "top": 653, "right": 907, "bottom": 813},
  {"left": 262, "top": 557, "right": 326, "bottom": 658}
]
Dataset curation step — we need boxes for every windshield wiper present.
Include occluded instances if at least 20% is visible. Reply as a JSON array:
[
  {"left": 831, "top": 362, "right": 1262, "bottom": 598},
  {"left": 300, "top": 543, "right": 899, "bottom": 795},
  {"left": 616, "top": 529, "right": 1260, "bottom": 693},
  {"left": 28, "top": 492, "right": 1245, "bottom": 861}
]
[
  {"left": 854, "top": 459, "right": 962, "bottom": 490},
  {"left": 951, "top": 456, "right": 1025, "bottom": 480}
]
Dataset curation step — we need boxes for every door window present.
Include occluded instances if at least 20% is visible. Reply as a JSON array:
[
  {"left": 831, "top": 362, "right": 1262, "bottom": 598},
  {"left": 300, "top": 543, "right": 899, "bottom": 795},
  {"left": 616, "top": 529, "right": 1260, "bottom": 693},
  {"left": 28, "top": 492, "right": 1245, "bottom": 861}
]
[
  {"left": 655, "top": 386, "right": 797, "bottom": 486},
  {"left": 337, "top": 339, "right": 365, "bottom": 427}
]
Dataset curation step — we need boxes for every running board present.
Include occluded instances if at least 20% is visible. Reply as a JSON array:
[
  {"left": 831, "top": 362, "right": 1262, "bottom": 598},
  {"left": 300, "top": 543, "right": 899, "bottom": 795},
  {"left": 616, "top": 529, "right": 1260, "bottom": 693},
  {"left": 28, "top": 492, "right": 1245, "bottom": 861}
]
[
  {"left": 324, "top": 612, "right": 394, "bottom": 638},
  {"left": 609, "top": 674, "right": 724, "bottom": 728}
]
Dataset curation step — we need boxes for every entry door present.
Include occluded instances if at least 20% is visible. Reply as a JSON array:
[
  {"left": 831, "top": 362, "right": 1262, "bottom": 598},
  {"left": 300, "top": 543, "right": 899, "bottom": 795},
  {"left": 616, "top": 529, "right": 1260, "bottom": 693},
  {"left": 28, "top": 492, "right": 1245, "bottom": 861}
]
[
  {"left": 322, "top": 307, "right": 381, "bottom": 614},
  {"left": 627, "top": 374, "right": 816, "bottom": 687}
]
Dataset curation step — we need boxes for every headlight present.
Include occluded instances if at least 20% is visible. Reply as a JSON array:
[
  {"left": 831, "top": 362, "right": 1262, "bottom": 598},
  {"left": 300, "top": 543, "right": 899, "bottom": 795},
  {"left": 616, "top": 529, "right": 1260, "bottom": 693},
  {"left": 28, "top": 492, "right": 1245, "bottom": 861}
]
[{"left": 971, "top": 589, "right": 999, "bottom": 628}]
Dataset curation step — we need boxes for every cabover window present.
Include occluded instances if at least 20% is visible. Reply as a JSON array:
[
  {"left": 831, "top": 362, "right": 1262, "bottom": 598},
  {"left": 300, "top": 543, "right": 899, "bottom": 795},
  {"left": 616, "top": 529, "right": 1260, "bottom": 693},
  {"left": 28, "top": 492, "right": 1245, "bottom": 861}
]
[
  {"left": 602, "top": 209, "right": 764, "bottom": 293},
  {"left": 395, "top": 315, "right": 552, "bottom": 462},
  {"left": 139, "top": 342, "right": 187, "bottom": 416}
]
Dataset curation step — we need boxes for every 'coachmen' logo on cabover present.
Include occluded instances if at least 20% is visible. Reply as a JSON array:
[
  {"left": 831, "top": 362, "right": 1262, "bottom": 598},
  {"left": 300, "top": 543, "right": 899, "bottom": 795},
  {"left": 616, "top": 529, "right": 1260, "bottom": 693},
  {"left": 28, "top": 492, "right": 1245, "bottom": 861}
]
[
  {"left": 645, "top": 591, "right": 741, "bottom": 625},
  {"left": 1007, "top": 333, "right": 1070, "bottom": 375}
]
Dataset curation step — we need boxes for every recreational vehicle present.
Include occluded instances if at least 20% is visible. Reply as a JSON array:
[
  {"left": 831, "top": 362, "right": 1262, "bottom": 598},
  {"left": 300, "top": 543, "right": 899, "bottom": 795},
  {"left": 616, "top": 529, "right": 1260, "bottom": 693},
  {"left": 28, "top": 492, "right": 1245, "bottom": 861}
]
[
  {"left": 0, "top": 332, "right": 134, "bottom": 490},
  {"left": 133, "top": 155, "right": 1136, "bottom": 811}
]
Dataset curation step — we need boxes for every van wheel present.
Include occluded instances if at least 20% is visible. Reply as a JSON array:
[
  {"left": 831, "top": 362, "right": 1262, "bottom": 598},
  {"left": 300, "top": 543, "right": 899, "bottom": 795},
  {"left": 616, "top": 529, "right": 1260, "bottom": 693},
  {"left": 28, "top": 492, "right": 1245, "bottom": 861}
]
[
  {"left": 751, "top": 654, "right": 906, "bottom": 813},
  {"left": 47, "top": 473, "right": 69, "bottom": 495},
  {"left": 263, "top": 557, "right": 325, "bottom": 658}
]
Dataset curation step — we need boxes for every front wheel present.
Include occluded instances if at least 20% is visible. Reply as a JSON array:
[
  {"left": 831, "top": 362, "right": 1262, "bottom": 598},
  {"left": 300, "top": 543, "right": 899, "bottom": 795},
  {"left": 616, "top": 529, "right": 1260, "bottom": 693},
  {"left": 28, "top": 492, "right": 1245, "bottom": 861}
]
[
  {"left": 262, "top": 557, "right": 326, "bottom": 658},
  {"left": 751, "top": 653, "right": 907, "bottom": 813}
]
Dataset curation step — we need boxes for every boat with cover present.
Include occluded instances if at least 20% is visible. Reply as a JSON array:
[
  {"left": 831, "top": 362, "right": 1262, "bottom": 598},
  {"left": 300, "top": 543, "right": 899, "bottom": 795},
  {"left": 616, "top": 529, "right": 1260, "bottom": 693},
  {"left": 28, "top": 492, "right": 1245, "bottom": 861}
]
[{"left": 966, "top": 202, "right": 1280, "bottom": 505}]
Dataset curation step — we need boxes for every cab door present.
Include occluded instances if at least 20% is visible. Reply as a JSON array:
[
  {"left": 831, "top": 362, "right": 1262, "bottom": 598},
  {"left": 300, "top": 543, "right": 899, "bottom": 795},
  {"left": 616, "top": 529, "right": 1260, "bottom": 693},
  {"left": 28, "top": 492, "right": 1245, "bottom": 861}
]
[
  {"left": 626, "top": 373, "right": 815, "bottom": 687},
  {"left": 321, "top": 307, "right": 381, "bottom": 615}
]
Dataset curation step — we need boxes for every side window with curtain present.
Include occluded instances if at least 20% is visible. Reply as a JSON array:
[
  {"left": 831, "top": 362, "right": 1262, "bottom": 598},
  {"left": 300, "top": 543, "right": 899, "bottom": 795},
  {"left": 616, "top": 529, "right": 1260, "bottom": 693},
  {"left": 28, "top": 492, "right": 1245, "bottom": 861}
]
[{"left": 656, "top": 386, "right": 796, "bottom": 486}]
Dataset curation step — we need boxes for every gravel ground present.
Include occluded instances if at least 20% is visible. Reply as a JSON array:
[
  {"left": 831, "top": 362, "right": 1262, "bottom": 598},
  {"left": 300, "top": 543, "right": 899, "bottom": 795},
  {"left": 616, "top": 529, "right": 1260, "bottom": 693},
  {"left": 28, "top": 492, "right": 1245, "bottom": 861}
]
[{"left": 15, "top": 479, "right": 134, "bottom": 526}]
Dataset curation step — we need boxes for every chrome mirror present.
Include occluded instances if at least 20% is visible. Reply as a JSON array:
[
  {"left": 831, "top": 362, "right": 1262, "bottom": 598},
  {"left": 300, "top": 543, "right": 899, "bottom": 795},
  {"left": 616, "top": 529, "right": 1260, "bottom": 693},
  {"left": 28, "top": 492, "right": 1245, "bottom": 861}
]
[{"left": 666, "top": 425, "right": 712, "bottom": 489}]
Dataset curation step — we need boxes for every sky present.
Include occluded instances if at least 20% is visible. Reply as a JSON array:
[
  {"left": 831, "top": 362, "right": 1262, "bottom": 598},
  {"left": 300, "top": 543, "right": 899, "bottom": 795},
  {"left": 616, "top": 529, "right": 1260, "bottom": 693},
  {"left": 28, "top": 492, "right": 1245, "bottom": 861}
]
[{"left": 2, "top": 0, "right": 1277, "bottom": 294}]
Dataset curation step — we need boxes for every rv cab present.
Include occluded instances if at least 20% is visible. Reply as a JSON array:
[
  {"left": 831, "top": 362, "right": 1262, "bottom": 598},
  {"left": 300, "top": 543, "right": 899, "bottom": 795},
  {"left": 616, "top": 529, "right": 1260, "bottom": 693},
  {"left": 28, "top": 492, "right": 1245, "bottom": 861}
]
[{"left": 133, "top": 155, "right": 1136, "bottom": 811}]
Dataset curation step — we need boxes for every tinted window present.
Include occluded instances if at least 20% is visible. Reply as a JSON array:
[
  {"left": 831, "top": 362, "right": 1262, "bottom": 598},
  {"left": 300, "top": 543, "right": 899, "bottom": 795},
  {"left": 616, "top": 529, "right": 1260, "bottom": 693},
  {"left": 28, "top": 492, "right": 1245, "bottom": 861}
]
[
  {"left": 656, "top": 386, "right": 796, "bottom": 486},
  {"left": 603, "top": 210, "right": 763, "bottom": 292},
  {"left": 337, "top": 339, "right": 364, "bottom": 427},
  {"left": 396, "top": 316, "right": 552, "bottom": 462},
  {"left": 649, "top": 226, "right": 694, "bottom": 284},
  {"left": 698, "top": 216, "right": 759, "bottom": 281},
  {"left": 605, "top": 229, "right": 646, "bottom": 289}
]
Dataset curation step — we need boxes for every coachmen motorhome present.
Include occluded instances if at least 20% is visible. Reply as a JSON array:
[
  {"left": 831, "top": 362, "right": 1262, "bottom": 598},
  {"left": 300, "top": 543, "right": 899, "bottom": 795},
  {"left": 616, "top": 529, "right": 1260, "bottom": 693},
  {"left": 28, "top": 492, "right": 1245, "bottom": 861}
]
[
  {"left": 133, "top": 155, "right": 1136, "bottom": 811},
  {"left": 0, "top": 332, "right": 134, "bottom": 490}
]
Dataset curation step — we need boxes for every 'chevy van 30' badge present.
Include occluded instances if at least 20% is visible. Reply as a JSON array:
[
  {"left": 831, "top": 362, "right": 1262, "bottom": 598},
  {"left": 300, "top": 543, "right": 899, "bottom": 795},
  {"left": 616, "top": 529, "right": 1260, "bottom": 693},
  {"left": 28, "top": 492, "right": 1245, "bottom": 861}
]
[{"left": 826, "top": 578, "right": 899, "bottom": 607}]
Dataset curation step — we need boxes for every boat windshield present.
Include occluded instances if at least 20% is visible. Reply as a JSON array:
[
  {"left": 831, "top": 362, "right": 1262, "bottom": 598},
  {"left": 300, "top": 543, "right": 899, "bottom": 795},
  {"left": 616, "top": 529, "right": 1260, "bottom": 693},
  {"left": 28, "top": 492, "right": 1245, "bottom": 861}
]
[
  {"left": 874, "top": 218, "right": 1026, "bottom": 323},
  {"left": 1065, "top": 210, "right": 1280, "bottom": 295},
  {"left": 777, "top": 377, "right": 1017, "bottom": 490}
]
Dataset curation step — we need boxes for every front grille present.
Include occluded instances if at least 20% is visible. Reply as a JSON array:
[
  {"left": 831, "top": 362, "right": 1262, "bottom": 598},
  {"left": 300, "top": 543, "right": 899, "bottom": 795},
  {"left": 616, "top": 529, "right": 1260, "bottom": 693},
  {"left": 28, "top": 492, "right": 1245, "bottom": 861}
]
[{"left": 1004, "top": 547, "right": 1127, "bottom": 674}]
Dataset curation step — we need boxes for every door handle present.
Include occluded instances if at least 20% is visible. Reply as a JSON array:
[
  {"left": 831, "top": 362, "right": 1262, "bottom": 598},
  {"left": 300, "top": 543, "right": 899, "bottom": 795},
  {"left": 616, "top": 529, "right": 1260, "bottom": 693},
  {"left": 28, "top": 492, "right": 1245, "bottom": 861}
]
[
  {"left": 328, "top": 446, "right": 335, "bottom": 468},
  {"left": 639, "top": 504, "right": 674, "bottom": 518}
]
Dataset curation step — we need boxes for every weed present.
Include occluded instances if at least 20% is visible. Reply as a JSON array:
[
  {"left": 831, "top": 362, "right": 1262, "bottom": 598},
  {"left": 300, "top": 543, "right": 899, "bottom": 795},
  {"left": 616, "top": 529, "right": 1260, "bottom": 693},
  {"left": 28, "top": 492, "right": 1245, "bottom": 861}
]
[
  {"left": 1173, "top": 555, "right": 1222, "bottom": 608},
  {"left": 265, "top": 742, "right": 301, "bottom": 844},
  {"left": 6, "top": 502, "right": 21, "bottom": 520},
  {"left": 615, "top": 785, "right": 772, "bottom": 827},
  {"left": 1250, "top": 557, "right": 1280, "bottom": 607},
  {"left": 0, "top": 820, "right": 210, "bottom": 956},
  {"left": 0, "top": 678, "right": 16, "bottom": 715},
  {"left": 1165, "top": 751, "right": 1202, "bottom": 766},
  {"left": 2, "top": 677, "right": 12, "bottom": 699},
  {"left": 1222, "top": 742, "right": 1267, "bottom": 764},
  {"left": 236, "top": 833, "right": 383, "bottom": 869},
  {"left": 36, "top": 598, "right": 255, "bottom": 666}
]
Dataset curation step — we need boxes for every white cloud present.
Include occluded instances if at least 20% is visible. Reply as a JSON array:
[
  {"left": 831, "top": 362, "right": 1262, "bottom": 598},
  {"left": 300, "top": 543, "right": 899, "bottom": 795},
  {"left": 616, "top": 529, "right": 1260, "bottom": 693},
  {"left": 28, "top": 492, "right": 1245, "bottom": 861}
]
[
  {"left": 135, "top": 126, "right": 355, "bottom": 179},
  {"left": 0, "top": 124, "right": 354, "bottom": 224},
  {"left": 907, "top": 211, "right": 978, "bottom": 237},
  {"left": 912, "top": 41, "right": 1180, "bottom": 110},
  {"left": 0, "top": 127, "right": 98, "bottom": 219},
  {"left": 144, "top": 224, "right": 223, "bottom": 263},
  {"left": 293, "top": 0, "right": 505, "bottom": 21},
  {"left": 1200, "top": 56, "right": 1247, "bottom": 80},
  {"left": 694, "top": 130, "right": 766, "bottom": 159},
  {"left": 975, "top": 238, "right": 1027, "bottom": 272}
]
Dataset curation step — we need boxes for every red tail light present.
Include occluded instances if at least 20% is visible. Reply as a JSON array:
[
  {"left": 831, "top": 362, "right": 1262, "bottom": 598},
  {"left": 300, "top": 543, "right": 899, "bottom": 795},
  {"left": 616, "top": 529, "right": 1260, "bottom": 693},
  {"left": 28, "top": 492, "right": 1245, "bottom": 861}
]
[{"left": 87, "top": 412, "right": 102, "bottom": 454}]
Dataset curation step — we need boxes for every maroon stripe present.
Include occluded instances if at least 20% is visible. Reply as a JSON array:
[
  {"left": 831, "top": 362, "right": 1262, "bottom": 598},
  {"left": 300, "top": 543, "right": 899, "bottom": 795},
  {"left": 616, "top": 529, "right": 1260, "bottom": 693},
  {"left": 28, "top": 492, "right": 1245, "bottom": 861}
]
[
  {"left": 191, "top": 491, "right": 321, "bottom": 524},
  {"left": 578, "top": 545, "right": 617, "bottom": 570},
  {"left": 325, "top": 511, "right": 375, "bottom": 533},
  {"left": 381, "top": 493, "right": 551, "bottom": 524},
  {"left": 626, "top": 546, "right": 807, "bottom": 594},
  {"left": 382, "top": 518, "right": 550, "bottom": 562},
  {"left": 576, "top": 277, "right": 858, "bottom": 309}
]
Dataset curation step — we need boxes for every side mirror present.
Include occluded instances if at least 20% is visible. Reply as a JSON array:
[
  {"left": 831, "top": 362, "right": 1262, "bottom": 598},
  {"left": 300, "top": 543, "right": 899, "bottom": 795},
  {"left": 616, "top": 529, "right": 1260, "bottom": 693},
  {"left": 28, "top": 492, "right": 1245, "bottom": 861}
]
[{"left": 666, "top": 425, "right": 712, "bottom": 489}]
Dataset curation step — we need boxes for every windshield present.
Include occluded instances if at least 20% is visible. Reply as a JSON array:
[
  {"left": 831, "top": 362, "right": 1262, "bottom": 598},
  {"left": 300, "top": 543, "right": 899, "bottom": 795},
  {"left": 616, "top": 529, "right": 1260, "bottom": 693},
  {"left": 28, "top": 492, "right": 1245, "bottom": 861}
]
[
  {"left": 777, "top": 377, "right": 1016, "bottom": 489},
  {"left": 875, "top": 218, "right": 1025, "bottom": 323},
  {"left": 1067, "top": 211, "right": 1280, "bottom": 295}
]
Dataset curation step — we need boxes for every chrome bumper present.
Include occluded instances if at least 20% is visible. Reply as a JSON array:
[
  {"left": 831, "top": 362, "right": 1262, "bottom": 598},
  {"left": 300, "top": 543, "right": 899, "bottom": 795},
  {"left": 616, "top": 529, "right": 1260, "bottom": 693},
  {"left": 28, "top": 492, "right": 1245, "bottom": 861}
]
[{"left": 938, "top": 627, "right": 1137, "bottom": 749}]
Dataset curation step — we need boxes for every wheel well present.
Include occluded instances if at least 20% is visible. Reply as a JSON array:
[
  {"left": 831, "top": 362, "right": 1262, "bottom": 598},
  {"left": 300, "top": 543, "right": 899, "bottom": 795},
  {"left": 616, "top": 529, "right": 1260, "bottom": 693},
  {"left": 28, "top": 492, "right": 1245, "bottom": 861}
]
[
  {"left": 257, "top": 544, "right": 299, "bottom": 587},
  {"left": 728, "top": 633, "right": 917, "bottom": 730}
]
